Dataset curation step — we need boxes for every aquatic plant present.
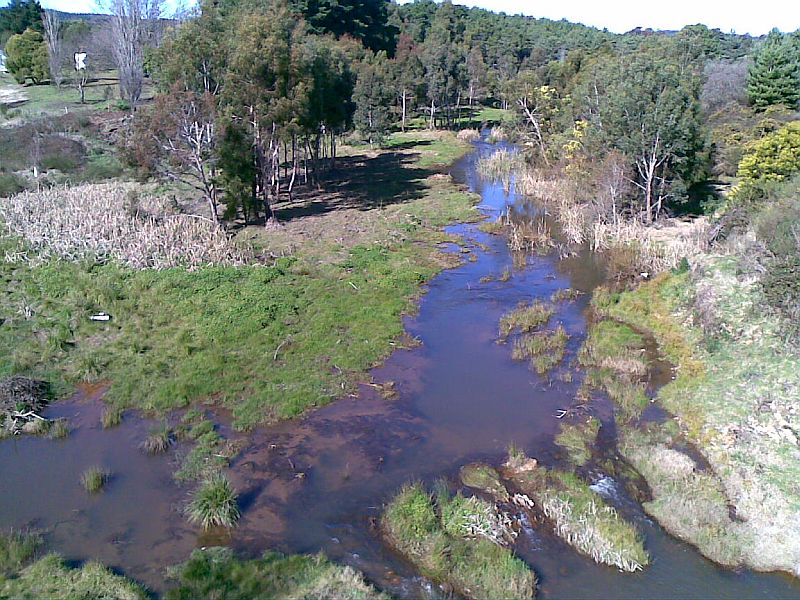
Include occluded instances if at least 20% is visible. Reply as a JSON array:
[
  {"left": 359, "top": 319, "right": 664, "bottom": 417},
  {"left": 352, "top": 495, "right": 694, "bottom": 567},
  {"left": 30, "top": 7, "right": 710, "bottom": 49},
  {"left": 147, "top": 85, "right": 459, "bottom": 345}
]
[
  {"left": 187, "top": 473, "right": 240, "bottom": 530},
  {"left": 511, "top": 325, "right": 569, "bottom": 374},
  {"left": 140, "top": 423, "right": 172, "bottom": 454},
  {"left": 460, "top": 463, "right": 510, "bottom": 501},
  {"left": 0, "top": 530, "right": 41, "bottom": 576},
  {"left": 81, "top": 467, "right": 110, "bottom": 494},
  {"left": 47, "top": 418, "right": 70, "bottom": 440},
  {"left": 499, "top": 301, "right": 554, "bottom": 338},
  {"left": 101, "top": 407, "right": 122, "bottom": 429},
  {"left": 550, "top": 288, "right": 582, "bottom": 303}
]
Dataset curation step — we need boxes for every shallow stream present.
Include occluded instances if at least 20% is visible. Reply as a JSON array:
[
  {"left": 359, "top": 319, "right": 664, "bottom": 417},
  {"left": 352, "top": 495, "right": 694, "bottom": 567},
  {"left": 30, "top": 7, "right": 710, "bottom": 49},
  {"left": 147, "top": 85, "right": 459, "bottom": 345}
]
[{"left": 2, "top": 137, "right": 799, "bottom": 598}]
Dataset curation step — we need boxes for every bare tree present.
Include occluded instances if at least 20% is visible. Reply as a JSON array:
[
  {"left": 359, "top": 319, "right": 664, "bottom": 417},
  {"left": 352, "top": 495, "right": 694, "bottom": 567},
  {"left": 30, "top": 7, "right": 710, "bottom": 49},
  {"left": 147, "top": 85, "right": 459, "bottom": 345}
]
[
  {"left": 43, "top": 10, "right": 64, "bottom": 88},
  {"left": 101, "top": 0, "right": 163, "bottom": 110}
]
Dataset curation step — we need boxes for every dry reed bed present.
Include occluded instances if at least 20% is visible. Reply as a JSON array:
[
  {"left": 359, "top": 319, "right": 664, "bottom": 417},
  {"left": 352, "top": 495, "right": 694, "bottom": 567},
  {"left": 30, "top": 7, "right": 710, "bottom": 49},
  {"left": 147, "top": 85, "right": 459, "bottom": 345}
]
[{"left": 0, "top": 183, "right": 251, "bottom": 269}]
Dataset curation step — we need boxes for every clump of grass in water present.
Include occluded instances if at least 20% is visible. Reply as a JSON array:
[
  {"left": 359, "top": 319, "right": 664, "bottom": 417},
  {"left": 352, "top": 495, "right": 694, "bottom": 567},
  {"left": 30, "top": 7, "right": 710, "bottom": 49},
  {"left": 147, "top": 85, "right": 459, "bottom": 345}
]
[
  {"left": 0, "top": 530, "right": 41, "bottom": 576},
  {"left": 81, "top": 467, "right": 110, "bottom": 494},
  {"left": 381, "top": 482, "right": 536, "bottom": 600},
  {"left": 47, "top": 418, "right": 70, "bottom": 439},
  {"left": 101, "top": 407, "right": 122, "bottom": 429},
  {"left": 499, "top": 301, "right": 554, "bottom": 339},
  {"left": 502, "top": 450, "right": 649, "bottom": 572},
  {"left": 551, "top": 288, "right": 582, "bottom": 303},
  {"left": 512, "top": 325, "right": 569, "bottom": 374},
  {"left": 498, "top": 267, "right": 512, "bottom": 282},
  {"left": 140, "top": 422, "right": 172, "bottom": 454},
  {"left": 478, "top": 220, "right": 505, "bottom": 235},
  {"left": 460, "top": 463, "right": 510, "bottom": 501},
  {"left": 187, "top": 473, "right": 240, "bottom": 530},
  {"left": 555, "top": 417, "right": 601, "bottom": 466}
]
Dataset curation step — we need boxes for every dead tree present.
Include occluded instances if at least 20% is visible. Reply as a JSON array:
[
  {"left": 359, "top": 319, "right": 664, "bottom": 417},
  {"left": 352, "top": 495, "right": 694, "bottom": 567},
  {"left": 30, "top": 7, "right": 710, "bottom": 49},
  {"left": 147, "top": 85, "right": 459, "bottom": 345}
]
[{"left": 42, "top": 9, "right": 64, "bottom": 88}]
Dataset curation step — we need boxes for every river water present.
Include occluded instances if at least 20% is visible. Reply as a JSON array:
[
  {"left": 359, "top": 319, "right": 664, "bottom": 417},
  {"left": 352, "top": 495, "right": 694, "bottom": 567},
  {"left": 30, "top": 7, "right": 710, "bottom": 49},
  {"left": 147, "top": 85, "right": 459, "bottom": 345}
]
[{"left": 1, "top": 136, "right": 799, "bottom": 599}]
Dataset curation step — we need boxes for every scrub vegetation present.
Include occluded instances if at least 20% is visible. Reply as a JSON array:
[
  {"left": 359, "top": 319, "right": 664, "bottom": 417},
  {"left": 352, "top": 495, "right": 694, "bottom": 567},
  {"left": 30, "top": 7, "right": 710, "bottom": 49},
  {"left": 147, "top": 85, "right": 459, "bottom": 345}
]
[{"left": 381, "top": 483, "right": 536, "bottom": 600}]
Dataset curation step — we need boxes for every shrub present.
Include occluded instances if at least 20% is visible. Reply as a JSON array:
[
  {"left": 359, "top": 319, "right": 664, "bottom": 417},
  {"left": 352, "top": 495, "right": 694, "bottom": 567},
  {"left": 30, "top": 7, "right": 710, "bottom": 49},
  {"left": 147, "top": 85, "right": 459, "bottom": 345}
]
[
  {"left": 41, "top": 154, "right": 80, "bottom": 173},
  {"left": 186, "top": 473, "right": 240, "bottom": 530},
  {"left": 736, "top": 122, "right": 800, "bottom": 188}
]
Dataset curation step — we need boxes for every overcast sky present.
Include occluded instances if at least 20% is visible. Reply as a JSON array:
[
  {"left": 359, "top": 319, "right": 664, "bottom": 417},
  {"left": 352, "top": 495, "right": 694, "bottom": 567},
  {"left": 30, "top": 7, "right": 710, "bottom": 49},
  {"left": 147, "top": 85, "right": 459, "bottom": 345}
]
[{"left": 7, "top": 0, "right": 800, "bottom": 36}]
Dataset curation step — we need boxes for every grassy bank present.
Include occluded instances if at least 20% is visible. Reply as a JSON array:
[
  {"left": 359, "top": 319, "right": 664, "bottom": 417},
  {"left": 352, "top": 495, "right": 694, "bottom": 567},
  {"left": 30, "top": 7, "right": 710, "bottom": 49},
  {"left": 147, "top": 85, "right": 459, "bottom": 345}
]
[
  {"left": 381, "top": 483, "right": 536, "bottom": 599},
  {"left": 0, "top": 531, "right": 147, "bottom": 599},
  {"left": 165, "top": 547, "right": 386, "bottom": 600},
  {"left": 502, "top": 452, "right": 649, "bottom": 572},
  {"left": 596, "top": 260, "right": 800, "bottom": 575},
  {"left": 0, "top": 131, "right": 478, "bottom": 429}
]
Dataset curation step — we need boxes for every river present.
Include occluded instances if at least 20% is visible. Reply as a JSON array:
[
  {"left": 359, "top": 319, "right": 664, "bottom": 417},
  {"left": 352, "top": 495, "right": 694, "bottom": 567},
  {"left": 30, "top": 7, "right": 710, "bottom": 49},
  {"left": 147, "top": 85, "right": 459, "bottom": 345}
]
[{"left": 1, "top": 135, "right": 798, "bottom": 599}]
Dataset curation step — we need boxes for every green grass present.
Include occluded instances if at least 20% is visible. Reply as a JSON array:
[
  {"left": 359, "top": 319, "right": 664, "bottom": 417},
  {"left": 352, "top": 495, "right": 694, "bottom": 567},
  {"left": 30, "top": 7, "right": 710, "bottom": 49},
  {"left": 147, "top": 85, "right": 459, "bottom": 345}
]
[
  {"left": 46, "top": 418, "right": 70, "bottom": 440},
  {"left": 503, "top": 455, "right": 649, "bottom": 572},
  {"left": 554, "top": 417, "right": 601, "bottom": 466},
  {"left": 511, "top": 325, "right": 569, "bottom": 374},
  {"left": 101, "top": 406, "right": 122, "bottom": 429},
  {"left": 381, "top": 483, "right": 536, "bottom": 599},
  {"left": 460, "top": 463, "right": 510, "bottom": 501},
  {"left": 141, "top": 422, "right": 172, "bottom": 454},
  {"left": 499, "top": 301, "right": 554, "bottom": 338},
  {"left": 0, "top": 135, "right": 479, "bottom": 431},
  {"left": 0, "top": 553, "right": 147, "bottom": 599},
  {"left": 599, "top": 261, "right": 800, "bottom": 574},
  {"left": 0, "top": 531, "right": 41, "bottom": 577},
  {"left": 80, "top": 467, "right": 110, "bottom": 494},
  {"left": 165, "top": 547, "right": 387, "bottom": 600},
  {"left": 186, "top": 473, "right": 240, "bottom": 530}
]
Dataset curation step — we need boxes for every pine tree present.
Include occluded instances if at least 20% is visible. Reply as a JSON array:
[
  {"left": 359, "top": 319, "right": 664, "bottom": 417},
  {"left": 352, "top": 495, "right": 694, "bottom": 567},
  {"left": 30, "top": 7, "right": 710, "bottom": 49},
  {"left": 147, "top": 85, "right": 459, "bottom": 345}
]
[{"left": 747, "top": 30, "right": 800, "bottom": 111}]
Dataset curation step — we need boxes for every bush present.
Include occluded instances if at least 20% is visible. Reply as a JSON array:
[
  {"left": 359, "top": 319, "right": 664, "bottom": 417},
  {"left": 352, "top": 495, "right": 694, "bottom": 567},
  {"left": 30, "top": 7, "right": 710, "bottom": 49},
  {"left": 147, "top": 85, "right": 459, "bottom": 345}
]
[
  {"left": 0, "top": 173, "right": 26, "bottom": 197},
  {"left": 41, "top": 154, "right": 80, "bottom": 173},
  {"left": 737, "top": 122, "right": 800, "bottom": 187}
]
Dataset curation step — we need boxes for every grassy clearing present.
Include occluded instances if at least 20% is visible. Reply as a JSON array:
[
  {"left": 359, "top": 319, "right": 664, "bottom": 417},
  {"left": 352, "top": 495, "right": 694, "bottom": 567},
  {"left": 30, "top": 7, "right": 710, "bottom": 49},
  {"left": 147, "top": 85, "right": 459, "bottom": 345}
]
[
  {"left": 80, "top": 467, "right": 110, "bottom": 494},
  {"left": 499, "top": 301, "right": 554, "bottom": 339},
  {"left": 0, "top": 553, "right": 147, "bottom": 600},
  {"left": 555, "top": 417, "right": 601, "bottom": 466},
  {"left": 166, "top": 547, "right": 387, "bottom": 600},
  {"left": 186, "top": 473, "right": 240, "bottom": 530},
  {"left": 600, "top": 260, "right": 800, "bottom": 574},
  {"left": 460, "top": 463, "right": 510, "bottom": 501},
  {"left": 381, "top": 483, "right": 536, "bottom": 599},
  {"left": 503, "top": 453, "right": 649, "bottom": 572},
  {"left": 0, "top": 133, "right": 480, "bottom": 430}
]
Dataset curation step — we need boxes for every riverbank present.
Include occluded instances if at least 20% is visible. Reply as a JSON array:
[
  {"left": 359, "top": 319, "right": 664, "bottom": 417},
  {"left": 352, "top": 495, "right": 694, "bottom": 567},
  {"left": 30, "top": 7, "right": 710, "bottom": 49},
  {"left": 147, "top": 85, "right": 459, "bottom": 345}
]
[
  {"left": 0, "top": 130, "right": 478, "bottom": 431},
  {"left": 596, "top": 257, "right": 800, "bottom": 575}
]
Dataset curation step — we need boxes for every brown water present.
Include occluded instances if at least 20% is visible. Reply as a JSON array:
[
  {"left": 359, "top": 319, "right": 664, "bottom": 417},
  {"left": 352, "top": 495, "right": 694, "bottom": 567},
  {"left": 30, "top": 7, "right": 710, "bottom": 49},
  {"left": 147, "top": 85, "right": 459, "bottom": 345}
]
[{"left": 2, "top": 137, "right": 799, "bottom": 599}]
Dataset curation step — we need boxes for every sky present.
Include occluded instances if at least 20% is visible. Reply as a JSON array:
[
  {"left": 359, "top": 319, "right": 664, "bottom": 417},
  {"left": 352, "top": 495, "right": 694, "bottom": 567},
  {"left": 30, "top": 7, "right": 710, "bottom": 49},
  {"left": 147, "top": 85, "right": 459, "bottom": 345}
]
[{"left": 5, "top": 0, "right": 800, "bottom": 36}]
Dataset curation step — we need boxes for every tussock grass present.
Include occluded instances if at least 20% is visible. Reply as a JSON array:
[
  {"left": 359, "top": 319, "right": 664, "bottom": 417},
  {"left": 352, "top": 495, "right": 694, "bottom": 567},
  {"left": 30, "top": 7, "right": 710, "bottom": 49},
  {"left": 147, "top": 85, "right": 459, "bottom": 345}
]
[
  {"left": 503, "top": 452, "right": 649, "bottom": 572},
  {"left": 187, "top": 473, "right": 240, "bottom": 530},
  {"left": 101, "top": 407, "right": 122, "bottom": 429},
  {"left": 499, "top": 301, "right": 554, "bottom": 338},
  {"left": 457, "top": 129, "right": 481, "bottom": 142},
  {"left": 0, "top": 530, "right": 41, "bottom": 576},
  {"left": 47, "top": 418, "right": 70, "bottom": 440},
  {"left": 512, "top": 325, "right": 569, "bottom": 374},
  {"left": 141, "top": 423, "right": 172, "bottom": 454},
  {"left": 165, "top": 547, "right": 387, "bottom": 600},
  {"left": 486, "top": 126, "right": 508, "bottom": 144},
  {"left": 81, "top": 467, "right": 110, "bottom": 494},
  {"left": 460, "top": 463, "right": 510, "bottom": 501},
  {"left": 555, "top": 418, "right": 601, "bottom": 466},
  {"left": 381, "top": 483, "right": 536, "bottom": 599},
  {"left": 478, "top": 220, "right": 506, "bottom": 234},
  {"left": 1, "top": 553, "right": 147, "bottom": 599}
]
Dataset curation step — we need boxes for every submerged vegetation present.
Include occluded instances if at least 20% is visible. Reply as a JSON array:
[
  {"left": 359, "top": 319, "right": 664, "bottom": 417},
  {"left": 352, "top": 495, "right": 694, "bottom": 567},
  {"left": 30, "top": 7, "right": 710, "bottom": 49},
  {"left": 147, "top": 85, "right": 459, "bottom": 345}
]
[{"left": 381, "top": 483, "right": 536, "bottom": 599}]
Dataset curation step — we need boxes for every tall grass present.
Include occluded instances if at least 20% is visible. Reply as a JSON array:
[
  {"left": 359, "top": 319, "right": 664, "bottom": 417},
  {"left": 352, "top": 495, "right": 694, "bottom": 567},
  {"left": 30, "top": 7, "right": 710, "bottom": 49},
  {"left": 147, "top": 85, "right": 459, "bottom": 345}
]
[
  {"left": 0, "top": 183, "right": 251, "bottom": 269},
  {"left": 81, "top": 467, "right": 110, "bottom": 494},
  {"left": 0, "top": 530, "right": 41, "bottom": 576},
  {"left": 187, "top": 473, "right": 240, "bottom": 530},
  {"left": 499, "top": 301, "right": 554, "bottom": 338},
  {"left": 381, "top": 483, "right": 536, "bottom": 599}
]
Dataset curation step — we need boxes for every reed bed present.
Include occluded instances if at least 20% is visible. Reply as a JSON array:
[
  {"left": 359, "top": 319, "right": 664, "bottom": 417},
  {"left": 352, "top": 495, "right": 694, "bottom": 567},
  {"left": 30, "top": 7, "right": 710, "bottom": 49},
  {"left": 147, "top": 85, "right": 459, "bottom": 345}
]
[{"left": 0, "top": 183, "right": 251, "bottom": 269}]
